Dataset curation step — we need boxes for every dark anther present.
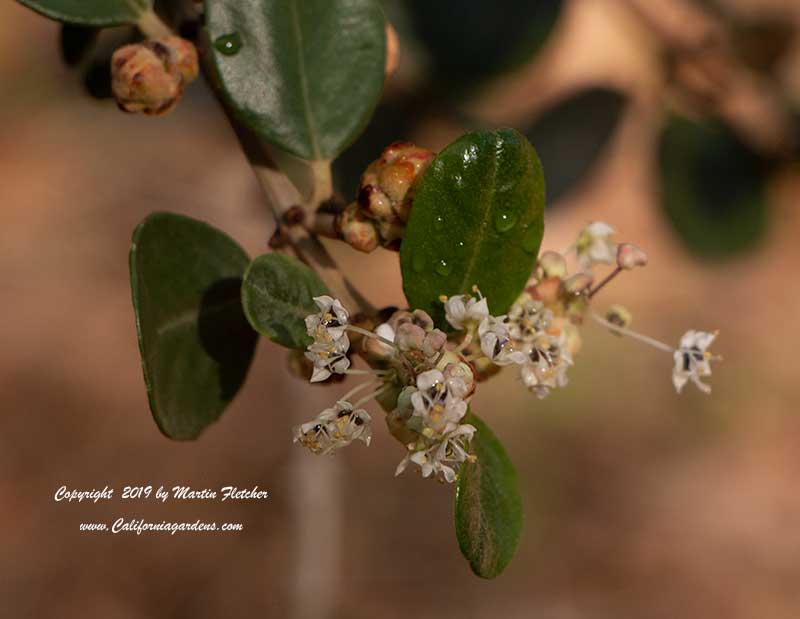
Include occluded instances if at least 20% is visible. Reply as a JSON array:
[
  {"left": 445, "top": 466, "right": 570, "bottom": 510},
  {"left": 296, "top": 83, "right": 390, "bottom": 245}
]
[
  {"left": 150, "top": 41, "right": 170, "bottom": 60},
  {"left": 283, "top": 205, "right": 306, "bottom": 227},
  {"left": 354, "top": 416, "right": 364, "bottom": 426}
]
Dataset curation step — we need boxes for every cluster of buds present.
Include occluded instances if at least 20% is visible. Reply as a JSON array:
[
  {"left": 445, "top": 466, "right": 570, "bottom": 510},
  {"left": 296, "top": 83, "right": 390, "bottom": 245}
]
[
  {"left": 337, "top": 142, "right": 435, "bottom": 252},
  {"left": 111, "top": 36, "right": 199, "bottom": 116},
  {"left": 292, "top": 221, "right": 721, "bottom": 485}
]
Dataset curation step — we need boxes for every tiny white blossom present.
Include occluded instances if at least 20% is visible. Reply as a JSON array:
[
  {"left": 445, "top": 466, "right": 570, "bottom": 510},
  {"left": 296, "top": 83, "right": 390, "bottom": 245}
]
[
  {"left": 410, "top": 369, "right": 469, "bottom": 435},
  {"left": 305, "top": 334, "right": 351, "bottom": 382},
  {"left": 673, "top": 330, "right": 718, "bottom": 394},
  {"left": 506, "top": 294, "right": 553, "bottom": 343},
  {"left": 519, "top": 332, "right": 572, "bottom": 399},
  {"left": 305, "top": 295, "right": 349, "bottom": 343},
  {"left": 443, "top": 293, "right": 489, "bottom": 330},
  {"left": 395, "top": 424, "right": 476, "bottom": 483},
  {"left": 293, "top": 401, "right": 371, "bottom": 455},
  {"left": 478, "top": 316, "right": 527, "bottom": 366},
  {"left": 575, "top": 221, "right": 617, "bottom": 271}
]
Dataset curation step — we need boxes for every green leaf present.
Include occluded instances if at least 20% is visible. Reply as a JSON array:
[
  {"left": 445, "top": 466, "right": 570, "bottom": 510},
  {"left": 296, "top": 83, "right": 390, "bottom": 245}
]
[
  {"left": 400, "top": 128, "right": 545, "bottom": 326},
  {"left": 17, "top": 0, "right": 151, "bottom": 26},
  {"left": 241, "top": 252, "right": 329, "bottom": 349},
  {"left": 658, "top": 114, "right": 770, "bottom": 259},
  {"left": 205, "top": 0, "right": 386, "bottom": 161},
  {"left": 130, "top": 212, "right": 257, "bottom": 440},
  {"left": 455, "top": 412, "right": 523, "bottom": 579}
]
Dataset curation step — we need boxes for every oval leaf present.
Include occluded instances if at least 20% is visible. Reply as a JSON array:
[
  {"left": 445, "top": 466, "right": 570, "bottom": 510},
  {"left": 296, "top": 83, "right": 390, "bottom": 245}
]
[
  {"left": 130, "top": 212, "right": 257, "bottom": 440},
  {"left": 455, "top": 412, "right": 523, "bottom": 579},
  {"left": 241, "top": 252, "right": 329, "bottom": 349},
  {"left": 400, "top": 129, "right": 545, "bottom": 326},
  {"left": 658, "top": 114, "right": 769, "bottom": 258},
  {"left": 205, "top": 0, "right": 386, "bottom": 161},
  {"left": 18, "top": 0, "right": 151, "bottom": 26}
]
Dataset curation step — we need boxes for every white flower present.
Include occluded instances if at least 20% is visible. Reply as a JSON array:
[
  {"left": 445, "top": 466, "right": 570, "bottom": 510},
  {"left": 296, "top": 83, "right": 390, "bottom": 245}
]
[
  {"left": 506, "top": 294, "right": 553, "bottom": 343},
  {"left": 673, "top": 330, "right": 718, "bottom": 394},
  {"left": 305, "top": 334, "right": 351, "bottom": 382},
  {"left": 305, "top": 295, "right": 349, "bottom": 343},
  {"left": 293, "top": 401, "right": 371, "bottom": 455},
  {"left": 410, "top": 369, "right": 469, "bottom": 435},
  {"left": 575, "top": 221, "right": 616, "bottom": 271},
  {"left": 478, "top": 316, "right": 527, "bottom": 366},
  {"left": 519, "top": 332, "right": 572, "bottom": 399},
  {"left": 444, "top": 293, "right": 489, "bottom": 330},
  {"left": 394, "top": 424, "right": 476, "bottom": 483}
]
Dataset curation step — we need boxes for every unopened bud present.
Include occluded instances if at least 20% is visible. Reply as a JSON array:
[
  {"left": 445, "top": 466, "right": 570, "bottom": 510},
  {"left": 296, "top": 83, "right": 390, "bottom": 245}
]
[
  {"left": 421, "top": 328, "right": 447, "bottom": 358},
  {"left": 395, "top": 322, "right": 426, "bottom": 351},
  {"left": 537, "top": 250, "right": 567, "bottom": 279},
  {"left": 616, "top": 243, "right": 648, "bottom": 270},
  {"left": 111, "top": 36, "right": 198, "bottom": 116},
  {"left": 337, "top": 203, "right": 380, "bottom": 253},
  {"left": 605, "top": 305, "right": 632, "bottom": 333}
]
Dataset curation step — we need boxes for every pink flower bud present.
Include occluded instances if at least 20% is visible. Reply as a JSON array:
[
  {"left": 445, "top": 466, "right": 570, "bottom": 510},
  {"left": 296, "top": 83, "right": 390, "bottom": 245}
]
[{"left": 616, "top": 243, "right": 648, "bottom": 270}]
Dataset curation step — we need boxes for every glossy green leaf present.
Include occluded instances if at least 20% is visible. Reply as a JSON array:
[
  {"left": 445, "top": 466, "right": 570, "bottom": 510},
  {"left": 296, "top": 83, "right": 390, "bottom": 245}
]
[
  {"left": 17, "top": 0, "right": 151, "bottom": 26},
  {"left": 400, "top": 129, "right": 545, "bottom": 326},
  {"left": 525, "top": 88, "right": 627, "bottom": 204},
  {"left": 205, "top": 0, "right": 386, "bottom": 161},
  {"left": 241, "top": 253, "right": 329, "bottom": 349},
  {"left": 130, "top": 213, "right": 257, "bottom": 440},
  {"left": 455, "top": 412, "right": 523, "bottom": 579},
  {"left": 658, "top": 114, "right": 770, "bottom": 258}
]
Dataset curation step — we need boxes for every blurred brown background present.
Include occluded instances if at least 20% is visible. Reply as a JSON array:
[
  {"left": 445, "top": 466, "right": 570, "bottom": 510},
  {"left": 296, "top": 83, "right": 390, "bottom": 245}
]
[{"left": 3, "top": 0, "right": 800, "bottom": 617}]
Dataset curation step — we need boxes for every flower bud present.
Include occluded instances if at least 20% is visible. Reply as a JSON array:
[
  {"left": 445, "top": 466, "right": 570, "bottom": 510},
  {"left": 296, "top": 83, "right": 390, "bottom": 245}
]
[
  {"left": 537, "top": 250, "right": 567, "bottom": 279},
  {"left": 395, "top": 322, "right": 426, "bottom": 351},
  {"left": 421, "top": 328, "right": 447, "bottom": 358},
  {"left": 337, "top": 203, "right": 380, "bottom": 253},
  {"left": 616, "top": 243, "right": 648, "bottom": 270},
  {"left": 605, "top": 305, "right": 632, "bottom": 332},
  {"left": 111, "top": 36, "right": 198, "bottom": 116},
  {"left": 343, "top": 142, "right": 435, "bottom": 251}
]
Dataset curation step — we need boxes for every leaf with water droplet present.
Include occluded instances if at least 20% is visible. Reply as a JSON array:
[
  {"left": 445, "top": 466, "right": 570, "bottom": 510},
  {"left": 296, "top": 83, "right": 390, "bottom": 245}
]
[
  {"left": 214, "top": 32, "right": 242, "bottom": 56},
  {"left": 205, "top": 0, "right": 386, "bottom": 161},
  {"left": 18, "top": 0, "right": 152, "bottom": 25},
  {"left": 400, "top": 129, "right": 545, "bottom": 327}
]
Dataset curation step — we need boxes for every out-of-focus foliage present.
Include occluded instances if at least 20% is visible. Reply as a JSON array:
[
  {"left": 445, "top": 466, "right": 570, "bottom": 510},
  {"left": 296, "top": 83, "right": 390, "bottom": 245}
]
[{"left": 658, "top": 114, "right": 770, "bottom": 258}]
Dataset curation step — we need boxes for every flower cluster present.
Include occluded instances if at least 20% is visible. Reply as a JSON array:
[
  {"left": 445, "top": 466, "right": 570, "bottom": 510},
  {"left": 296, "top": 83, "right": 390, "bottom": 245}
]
[{"left": 291, "top": 221, "right": 721, "bottom": 486}]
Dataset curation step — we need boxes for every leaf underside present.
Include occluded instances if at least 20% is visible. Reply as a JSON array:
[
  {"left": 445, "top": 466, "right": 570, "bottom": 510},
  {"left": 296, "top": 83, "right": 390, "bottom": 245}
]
[
  {"left": 17, "top": 0, "right": 150, "bottom": 26},
  {"left": 130, "top": 212, "right": 257, "bottom": 440}
]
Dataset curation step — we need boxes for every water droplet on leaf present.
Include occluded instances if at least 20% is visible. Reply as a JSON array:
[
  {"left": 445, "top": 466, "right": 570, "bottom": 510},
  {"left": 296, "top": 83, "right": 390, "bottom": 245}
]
[
  {"left": 435, "top": 259, "right": 452, "bottom": 276},
  {"left": 493, "top": 211, "right": 517, "bottom": 233},
  {"left": 434, "top": 215, "right": 445, "bottom": 230},
  {"left": 214, "top": 33, "right": 243, "bottom": 56}
]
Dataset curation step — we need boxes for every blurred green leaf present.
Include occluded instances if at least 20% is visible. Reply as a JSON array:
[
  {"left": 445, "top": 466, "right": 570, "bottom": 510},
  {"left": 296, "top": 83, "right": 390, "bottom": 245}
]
[
  {"left": 205, "top": 0, "right": 386, "bottom": 161},
  {"left": 400, "top": 129, "right": 545, "bottom": 327},
  {"left": 524, "top": 87, "right": 627, "bottom": 203},
  {"left": 455, "top": 412, "right": 523, "bottom": 579},
  {"left": 60, "top": 24, "right": 98, "bottom": 66},
  {"left": 130, "top": 213, "right": 257, "bottom": 440},
  {"left": 17, "top": 0, "right": 151, "bottom": 26},
  {"left": 658, "top": 114, "right": 769, "bottom": 258},
  {"left": 241, "top": 253, "right": 328, "bottom": 349},
  {"left": 404, "top": 0, "right": 562, "bottom": 86}
]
